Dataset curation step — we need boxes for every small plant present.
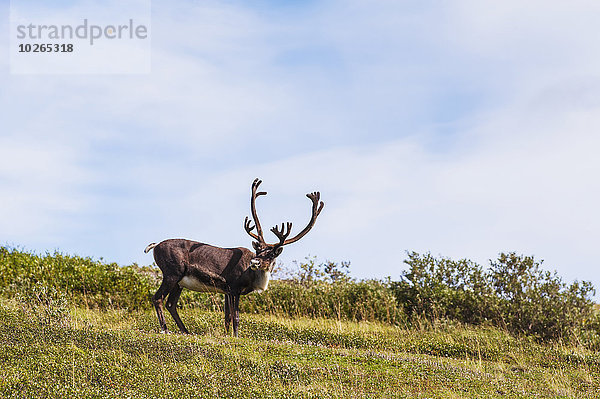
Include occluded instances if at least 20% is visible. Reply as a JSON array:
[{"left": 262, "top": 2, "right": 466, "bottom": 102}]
[
  {"left": 280, "top": 256, "right": 352, "bottom": 286},
  {"left": 15, "top": 283, "right": 71, "bottom": 327}
]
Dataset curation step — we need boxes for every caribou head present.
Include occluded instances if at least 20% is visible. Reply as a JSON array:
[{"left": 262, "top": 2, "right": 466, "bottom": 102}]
[{"left": 244, "top": 178, "right": 324, "bottom": 273}]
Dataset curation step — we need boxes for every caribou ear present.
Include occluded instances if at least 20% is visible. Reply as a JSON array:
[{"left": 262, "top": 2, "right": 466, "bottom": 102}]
[
  {"left": 252, "top": 241, "right": 261, "bottom": 251},
  {"left": 273, "top": 247, "right": 283, "bottom": 257}
]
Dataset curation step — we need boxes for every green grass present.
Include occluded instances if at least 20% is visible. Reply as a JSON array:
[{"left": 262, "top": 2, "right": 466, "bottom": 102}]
[{"left": 1, "top": 299, "right": 599, "bottom": 398}]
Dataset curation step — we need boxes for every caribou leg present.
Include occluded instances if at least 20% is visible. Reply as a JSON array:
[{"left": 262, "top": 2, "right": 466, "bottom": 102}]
[
  {"left": 232, "top": 294, "right": 240, "bottom": 337},
  {"left": 166, "top": 284, "right": 189, "bottom": 334},
  {"left": 224, "top": 294, "right": 233, "bottom": 334},
  {"left": 153, "top": 280, "right": 173, "bottom": 333}
]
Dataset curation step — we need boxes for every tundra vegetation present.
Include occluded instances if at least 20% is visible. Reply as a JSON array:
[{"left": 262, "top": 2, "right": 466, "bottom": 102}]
[{"left": 1, "top": 246, "right": 599, "bottom": 398}]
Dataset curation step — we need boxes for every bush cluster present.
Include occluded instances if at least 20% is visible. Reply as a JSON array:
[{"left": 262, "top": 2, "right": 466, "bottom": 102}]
[
  {"left": 242, "top": 277, "right": 403, "bottom": 325},
  {"left": 392, "top": 252, "right": 599, "bottom": 341},
  {"left": 0, "top": 247, "right": 157, "bottom": 309},
  {"left": 1, "top": 246, "right": 598, "bottom": 344}
]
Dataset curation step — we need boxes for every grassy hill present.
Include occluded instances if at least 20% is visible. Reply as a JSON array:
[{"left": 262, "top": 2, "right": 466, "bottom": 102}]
[
  {"left": 1, "top": 246, "right": 600, "bottom": 397},
  {"left": 1, "top": 299, "right": 599, "bottom": 398}
]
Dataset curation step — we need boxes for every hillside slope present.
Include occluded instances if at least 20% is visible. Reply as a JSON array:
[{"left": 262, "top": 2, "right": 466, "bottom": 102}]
[{"left": 1, "top": 301, "right": 599, "bottom": 398}]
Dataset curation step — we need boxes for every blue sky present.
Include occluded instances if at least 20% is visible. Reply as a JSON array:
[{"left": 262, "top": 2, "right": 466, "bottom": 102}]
[{"left": 1, "top": 1, "right": 599, "bottom": 292}]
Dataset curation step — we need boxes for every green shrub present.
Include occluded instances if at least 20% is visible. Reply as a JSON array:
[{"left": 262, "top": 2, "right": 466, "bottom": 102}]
[
  {"left": 392, "top": 251, "right": 598, "bottom": 342},
  {"left": 242, "top": 278, "right": 403, "bottom": 325},
  {"left": 0, "top": 246, "right": 157, "bottom": 309},
  {"left": 489, "top": 252, "right": 597, "bottom": 340},
  {"left": 391, "top": 252, "right": 495, "bottom": 324}
]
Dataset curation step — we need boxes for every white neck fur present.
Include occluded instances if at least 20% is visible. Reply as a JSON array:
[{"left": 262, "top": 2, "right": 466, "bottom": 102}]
[{"left": 253, "top": 270, "right": 271, "bottom": 293}]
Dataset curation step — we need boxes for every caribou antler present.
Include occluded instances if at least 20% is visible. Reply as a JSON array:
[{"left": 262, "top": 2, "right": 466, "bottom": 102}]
[
  {"left": 244, "top": 178, "right": 267, "bottom": 244},
  {"left": 281, "top": 191, "right": 324, "bottom": 245},
  {"left": 244, "top": 179, "right": 324, "bottom": 248},
  {"left": 243, "top": 217, "right": 260, "bottom": 241},
  {"left": 270, "top": 222, "right": 293, "bottom": 246}
]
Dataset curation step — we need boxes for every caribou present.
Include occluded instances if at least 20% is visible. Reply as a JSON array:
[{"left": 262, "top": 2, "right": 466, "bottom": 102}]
[{"left": 144, "top": 178, "right": 324, "bottom": 336}]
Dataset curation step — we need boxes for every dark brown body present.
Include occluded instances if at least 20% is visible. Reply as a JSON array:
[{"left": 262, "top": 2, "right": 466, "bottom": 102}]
[{"left": 149, "top": 239, "right": 273, "bottom": 336}]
